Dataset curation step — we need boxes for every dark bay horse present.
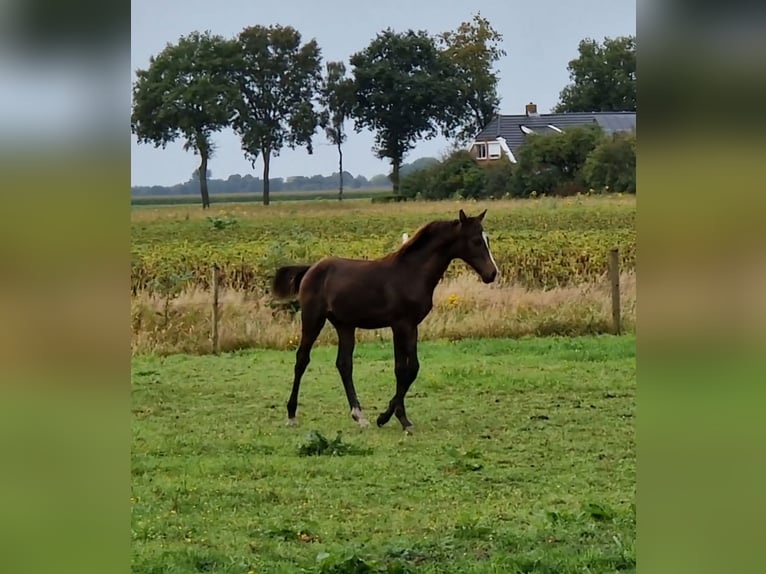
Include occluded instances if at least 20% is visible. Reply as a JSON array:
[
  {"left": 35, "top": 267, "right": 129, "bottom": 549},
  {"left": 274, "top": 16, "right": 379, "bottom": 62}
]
[{"left": 271, "top": 209, "right": 499, "bottom": 432}]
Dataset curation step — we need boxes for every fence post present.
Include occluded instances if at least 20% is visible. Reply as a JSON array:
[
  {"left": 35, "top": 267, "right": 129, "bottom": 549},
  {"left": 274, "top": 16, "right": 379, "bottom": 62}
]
[
  {"left": 211, "top": 265, "right": 220, "bottom": 354},
  {"left": 608, "top": 248, "right": 621, "bottom": 335}
]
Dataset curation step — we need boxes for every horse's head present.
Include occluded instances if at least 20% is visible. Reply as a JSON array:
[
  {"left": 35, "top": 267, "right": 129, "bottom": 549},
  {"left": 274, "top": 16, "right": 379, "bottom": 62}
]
[{"left": 454, "top": 209, "right": 499, "bottom": 284}]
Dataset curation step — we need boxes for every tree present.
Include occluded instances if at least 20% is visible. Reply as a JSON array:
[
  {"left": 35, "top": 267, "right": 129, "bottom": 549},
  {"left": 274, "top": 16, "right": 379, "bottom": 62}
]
[
  {"left": 400, "top": 156, "right": 440, "bottom": 177},
  {"left": 349, "top": 28, "right": 463, "bottom": 195},
  {"left": 369, "top": 174, "right": 392, "bottom": 188},
  {"left": 438, "top": 12, "right": 506, "bottom": 143},
  {"left": 318, "top": 61, "right": 355, "bottom": 200},
  {"left": 554, "top": 35, "right": 636, "bottom": 113},
  {"left": 510, "top": 124, "right": 606, "bottom": 196},
  {"left": 231, "top": 24, "right": 322, "bottom": 206},
  {"left": 131, "top": 30, "right": 238, "bottom": 208}
]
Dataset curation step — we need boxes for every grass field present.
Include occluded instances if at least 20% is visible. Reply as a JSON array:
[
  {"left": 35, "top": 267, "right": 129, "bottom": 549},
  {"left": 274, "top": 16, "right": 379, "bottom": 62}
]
[{"left": 132, "top": 335, "right": 636, "bottom": 573}]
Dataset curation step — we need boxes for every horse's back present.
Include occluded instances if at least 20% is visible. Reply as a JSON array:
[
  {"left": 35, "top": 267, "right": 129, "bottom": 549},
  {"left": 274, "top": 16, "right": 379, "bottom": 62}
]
[
  {"left": 299, "top": 256, "right": 372, "bottom": 297},
  {"left": 300, "top": 256, "right": 398, "bottom": 323}
]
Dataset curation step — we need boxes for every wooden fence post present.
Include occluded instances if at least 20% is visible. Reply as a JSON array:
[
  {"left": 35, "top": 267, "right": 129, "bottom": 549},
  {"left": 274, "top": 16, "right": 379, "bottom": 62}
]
[
  {"left": 608, "top": 248, "right": 621, "bottom": 335},
  {"left": 211, "top": 265, "right": 220, "bottom": 354}
]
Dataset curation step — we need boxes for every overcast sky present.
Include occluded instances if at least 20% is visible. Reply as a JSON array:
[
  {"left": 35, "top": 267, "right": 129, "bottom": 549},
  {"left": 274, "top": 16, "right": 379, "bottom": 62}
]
[{"left": 130, "top": 0, "right": 635, "bottom": 186}]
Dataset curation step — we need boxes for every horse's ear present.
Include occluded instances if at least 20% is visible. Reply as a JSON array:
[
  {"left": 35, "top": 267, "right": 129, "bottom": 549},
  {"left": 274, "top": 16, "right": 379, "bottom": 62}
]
[
  {"left": 478, "top": 209, "right": 487, "bottom": 221},
  {"left": 459, "top": 209, "right": 468, "bottom": 223}
]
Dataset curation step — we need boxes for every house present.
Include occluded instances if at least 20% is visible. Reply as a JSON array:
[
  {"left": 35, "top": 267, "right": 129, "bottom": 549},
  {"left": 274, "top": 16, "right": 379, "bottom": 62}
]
[{"left": 468, "top": 103, "right": 636, "bottom": 163}]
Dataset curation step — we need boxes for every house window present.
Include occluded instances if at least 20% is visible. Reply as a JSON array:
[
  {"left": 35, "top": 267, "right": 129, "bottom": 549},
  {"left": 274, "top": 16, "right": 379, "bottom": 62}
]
[
  {"left": 475, "top": 143, "right": 487, "bottom": 159},
  {"left": 488, "top": 142, "right": 501, "bottom": 159}
]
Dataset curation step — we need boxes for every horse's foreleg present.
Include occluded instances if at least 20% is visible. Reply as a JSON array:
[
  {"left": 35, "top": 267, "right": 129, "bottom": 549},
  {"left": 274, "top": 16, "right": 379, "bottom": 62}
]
[
  {"left": 334, "top": 324, "right": 369, "bottom": 428},
  {"left": 394, "top": 350, "right": 418, "bottom": 432},
  {"left": 286, "top": 305, "right": 326, "bottom": 426},
  {"left": 377, "top": 324, "right": 418, "bottom": 432}
]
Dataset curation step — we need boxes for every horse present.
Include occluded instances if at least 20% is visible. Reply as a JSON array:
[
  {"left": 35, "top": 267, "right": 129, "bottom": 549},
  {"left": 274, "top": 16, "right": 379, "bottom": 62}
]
[{"left": 271, "top": 209, "right": 499, "bottom": 432}]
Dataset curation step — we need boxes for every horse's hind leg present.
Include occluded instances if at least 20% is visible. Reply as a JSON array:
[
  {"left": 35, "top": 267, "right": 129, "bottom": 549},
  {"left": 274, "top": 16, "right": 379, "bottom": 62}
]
[
  {"left": 286, "top": 302, "right": 326, "bottom": 426},
  {"left": 333, "top": 323, "right": 369, "bottom": 428}
]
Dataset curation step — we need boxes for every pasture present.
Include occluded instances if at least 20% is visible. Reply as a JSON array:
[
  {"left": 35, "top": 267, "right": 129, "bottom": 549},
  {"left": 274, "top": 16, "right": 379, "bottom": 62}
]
[
  {"left": 131, "top": 194, "right": 636, "bottom": 572},
  {"left": 132, "top": 335, "right": 636, "bottom": 573}
]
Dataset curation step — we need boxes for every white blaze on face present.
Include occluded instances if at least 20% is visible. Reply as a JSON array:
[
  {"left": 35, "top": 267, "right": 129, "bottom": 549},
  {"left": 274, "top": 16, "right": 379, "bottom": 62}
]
[{"left": 482, "top": 231, "right": 499, "bottom": 274}]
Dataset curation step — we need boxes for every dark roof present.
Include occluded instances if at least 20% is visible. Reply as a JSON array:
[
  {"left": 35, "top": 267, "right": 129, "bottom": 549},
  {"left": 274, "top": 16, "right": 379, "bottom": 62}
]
[{"left": 474, "top": 112, "right": 636, "bottom": 156}]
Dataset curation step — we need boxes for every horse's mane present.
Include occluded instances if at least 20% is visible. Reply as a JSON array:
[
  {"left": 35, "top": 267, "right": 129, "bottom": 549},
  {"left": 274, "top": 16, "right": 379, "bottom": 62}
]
[{"left": 386, "top": 219, "right": 458, "bottom": 260}]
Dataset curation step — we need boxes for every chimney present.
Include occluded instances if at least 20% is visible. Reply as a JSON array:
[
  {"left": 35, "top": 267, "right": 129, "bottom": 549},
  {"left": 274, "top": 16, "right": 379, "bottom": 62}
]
[{"left": 525, "top": 102, "right": 539, "bottom": 117}]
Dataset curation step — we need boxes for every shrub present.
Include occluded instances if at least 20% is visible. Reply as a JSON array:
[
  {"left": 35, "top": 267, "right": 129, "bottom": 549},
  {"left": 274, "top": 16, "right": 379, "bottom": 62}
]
[
  {"left": 399, "top": 166, "right": 434, "bottom": 200},
  {"left": 583, "top": 130, "right": 636, "bottom": 193},
  {"left": 510, "top": 124, "right": 606, "bottom": 197},
  {"left": 371, "top": 194, "right": 407, "bottom": 203},
  {"left": 399, "top": 150, "right": 486, "bottom": 200},
  {"left": 428, "top": 150, "right": 487, "bottom": 200},
  {"left": 481, "top": 158, "right": 515, "bottom": 198}
]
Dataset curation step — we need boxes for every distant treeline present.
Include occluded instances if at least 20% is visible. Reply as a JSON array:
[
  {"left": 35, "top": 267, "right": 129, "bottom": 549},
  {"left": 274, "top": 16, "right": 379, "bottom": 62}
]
[
  {"left": 131, "top": 188, "right": 389, "bottom": 206},
  {"left": 131, "top": 157, "right": 438, "bottom": 196},
  {"left": 131, "top": 171, "right": 388, "bottom": 196}
]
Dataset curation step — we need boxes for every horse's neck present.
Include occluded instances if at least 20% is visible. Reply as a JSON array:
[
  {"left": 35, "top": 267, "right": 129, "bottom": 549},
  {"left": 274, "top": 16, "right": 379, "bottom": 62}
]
[{"left": 408, "top": 241, "right": 455, "bottom": 293}]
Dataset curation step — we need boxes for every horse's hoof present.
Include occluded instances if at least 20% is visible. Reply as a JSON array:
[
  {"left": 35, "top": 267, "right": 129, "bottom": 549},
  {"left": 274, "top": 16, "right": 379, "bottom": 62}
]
[
  {"left": 351, "top": 408, "right": 370, "bottom": 428},
  {"left": 376, "top": 414, "right": 389, "bottom": 427},
  {"left": 286, "top": 417, "right": 298, "bottom": 427},
  {"left": 403, "top": 425, "right": 415, "bottom": 435}
]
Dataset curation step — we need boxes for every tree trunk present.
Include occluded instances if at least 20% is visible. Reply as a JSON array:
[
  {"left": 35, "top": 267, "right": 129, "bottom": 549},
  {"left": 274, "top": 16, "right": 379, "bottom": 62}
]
[
  {"left": 262, "top": 151, "right": 271, "bottom": 206},
  {"left": 391, "top": 157, "right": 401, "bottom": 196},
  {"left": 199, "top": 153, "right": 210, "bottom": 209},
  {"left": 337, "top": 141, "right": 343, "bottom": 201}
]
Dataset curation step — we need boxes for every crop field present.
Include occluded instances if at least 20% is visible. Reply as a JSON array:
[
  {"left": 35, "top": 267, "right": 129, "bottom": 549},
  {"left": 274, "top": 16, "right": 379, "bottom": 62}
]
[
  {"left": 132, "top": 335, "right": 636, "bottom": 573},
  {"left": 131, "top": 195, "right": 636, "bottom": 354},
  {"left": 131, "top": 195, "right": 635, "bottom": 294}
]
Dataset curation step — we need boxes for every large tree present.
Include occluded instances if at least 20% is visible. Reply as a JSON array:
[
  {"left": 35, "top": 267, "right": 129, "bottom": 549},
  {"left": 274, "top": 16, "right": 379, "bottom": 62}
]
[
  {"left": 318, "top": 61, "right": 355, "bottom": 200},
  {"left": 231, "top": 24, "right": 322, "bottom": 206},
  {"left": 350, "top": 28, "right": 463, "bottom": 195},
  {"left": 554, "top": 35, "right": 636, "bottom": 113},
  {"left": 131, "top": 30, "right": 238, "bottom": 209},
  {"left": 438, "top": 12, "right": 507, "bottom": 143}
]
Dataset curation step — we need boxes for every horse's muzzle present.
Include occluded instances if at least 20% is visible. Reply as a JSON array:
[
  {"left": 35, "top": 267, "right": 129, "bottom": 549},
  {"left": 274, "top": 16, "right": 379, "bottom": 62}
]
[{"left": 482, "top": 269, "right": 498, "bottom": 283}]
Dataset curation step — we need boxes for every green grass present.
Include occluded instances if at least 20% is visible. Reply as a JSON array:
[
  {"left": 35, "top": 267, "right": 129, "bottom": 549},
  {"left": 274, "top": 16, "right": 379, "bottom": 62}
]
[{"left": 132, "top": 335, "right": 635, "bottom": 573}]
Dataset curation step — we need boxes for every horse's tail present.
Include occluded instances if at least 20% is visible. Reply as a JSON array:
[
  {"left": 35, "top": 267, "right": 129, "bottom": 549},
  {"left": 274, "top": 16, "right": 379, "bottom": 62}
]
[{"left": 272, "top": 265, "right": 311, "bottom": 300}]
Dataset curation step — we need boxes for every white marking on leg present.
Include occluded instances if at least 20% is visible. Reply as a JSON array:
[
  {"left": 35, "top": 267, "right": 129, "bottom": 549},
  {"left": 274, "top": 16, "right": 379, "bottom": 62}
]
[
  {"left": 351, "top": 407, "right": 370, "bottom": 428},
  {"left": 287, "top": 417, "right": 298, "bottom": 427},
  {"left": 482, "top": 232, "right": 499, "bottom": 274},
  {"left": 402, "top": 232, "right": 409, "bottom": 244}
]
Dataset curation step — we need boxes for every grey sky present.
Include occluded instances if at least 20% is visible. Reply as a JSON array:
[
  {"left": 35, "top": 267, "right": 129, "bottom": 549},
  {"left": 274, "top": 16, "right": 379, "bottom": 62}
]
[{"left": 130, "top": 0, "right": 635, "bottom": 186}]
